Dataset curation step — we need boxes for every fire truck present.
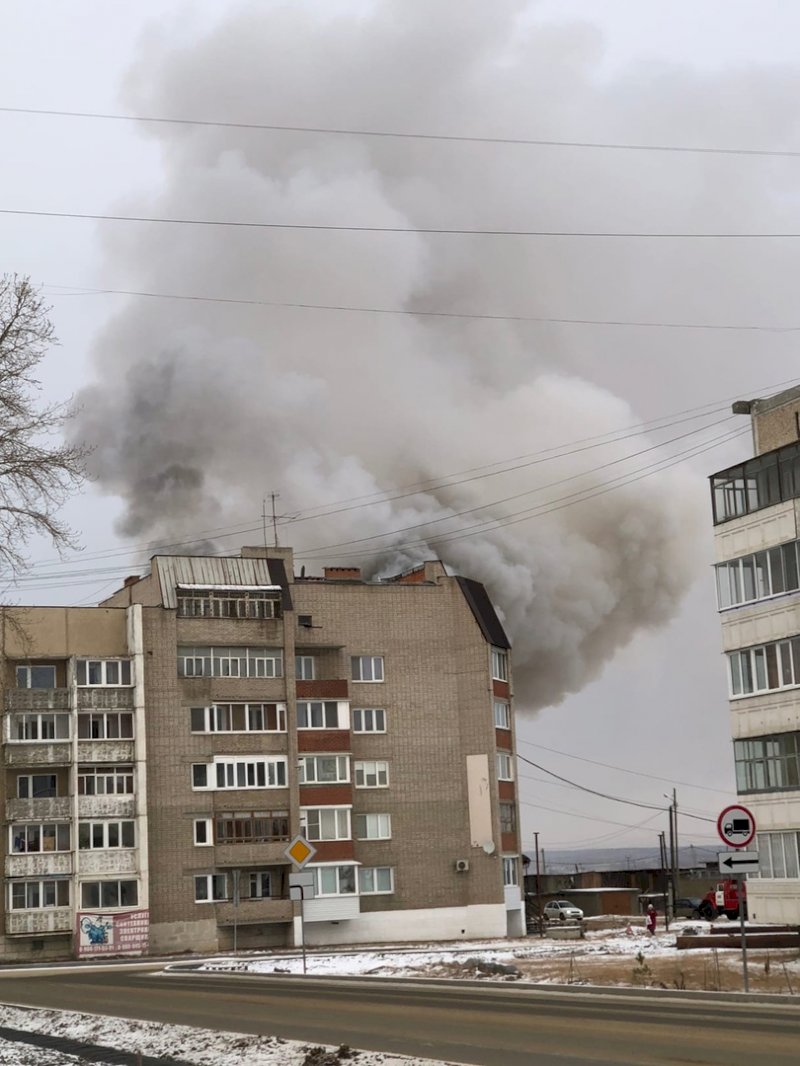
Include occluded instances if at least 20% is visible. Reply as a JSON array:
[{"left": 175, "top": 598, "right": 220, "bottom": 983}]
[{"left": 697, "top": 879, "right": 747, "bottom": 920}]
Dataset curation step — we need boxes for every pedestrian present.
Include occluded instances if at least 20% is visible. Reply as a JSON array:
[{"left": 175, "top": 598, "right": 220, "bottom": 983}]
[{"left": 646, "top": 904, "right": 657, "bottom": 936}]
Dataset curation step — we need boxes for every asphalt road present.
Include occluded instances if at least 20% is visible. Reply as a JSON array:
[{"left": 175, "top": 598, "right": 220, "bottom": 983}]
[{"left": 1, "top": 967, "right": 800, "bottom": 1065}]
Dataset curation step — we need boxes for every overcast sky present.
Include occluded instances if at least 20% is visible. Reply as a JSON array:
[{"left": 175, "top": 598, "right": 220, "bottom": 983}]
[{"left": 3, "top": 1, "right": 800, "bottom": 863}]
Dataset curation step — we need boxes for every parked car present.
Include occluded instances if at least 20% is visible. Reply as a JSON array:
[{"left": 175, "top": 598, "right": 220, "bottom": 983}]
[
  {"left": 673, "top": 896, "right": 702, "bottom": 918},
  {"left": 543, "top": 900, "right": 584, "bottom": 922}
]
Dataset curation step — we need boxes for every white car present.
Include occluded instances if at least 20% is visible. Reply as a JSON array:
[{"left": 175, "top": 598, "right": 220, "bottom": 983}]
[{"left": 543, "top": 900, "right": 584, "bottom": 922}]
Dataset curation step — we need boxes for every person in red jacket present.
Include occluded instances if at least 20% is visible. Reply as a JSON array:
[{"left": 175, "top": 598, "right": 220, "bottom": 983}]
[{"left": 646, "top": 904, "right": 657, "bottom": 936}]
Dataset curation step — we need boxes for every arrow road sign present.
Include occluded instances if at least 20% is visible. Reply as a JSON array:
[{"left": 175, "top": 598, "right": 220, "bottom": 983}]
[{"left": 718, "top": 850, "right": 759, "bottom": 874}]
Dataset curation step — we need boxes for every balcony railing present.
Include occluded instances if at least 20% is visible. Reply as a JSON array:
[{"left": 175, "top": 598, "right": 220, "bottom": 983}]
[
  {"left": 5, "top": 908, "right": 72, "bottom": 936},
  {"left": 6, "top": 798, "right": 71, "bottom": 821},
  {"left": 5, "top": 853, "right": 73, "bottom": 878},
  {"left": 78, "top": 689, "right": 134, "bottom": 710},
  {"left": 77, "top": 796, "right": 136, "bottom": 819},
  {"left": 214, "top": 897, "right": 293, "bottom": 926},
  {"left": 5, "top": 689, "right": 70, "bottom": 712},
  {"left": 5, "top": 743, "right": 72, "bottom": 766}
]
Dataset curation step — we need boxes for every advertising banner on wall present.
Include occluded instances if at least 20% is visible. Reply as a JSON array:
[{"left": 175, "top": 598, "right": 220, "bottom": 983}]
[{"left": 75, "top": 909, "right": 149, "bottom": 958}]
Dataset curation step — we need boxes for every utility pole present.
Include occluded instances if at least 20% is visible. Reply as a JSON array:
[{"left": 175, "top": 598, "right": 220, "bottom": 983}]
[
  {"left": 658, "top": 831, "right": 669, "bottom": 931},
  {"left": 534, "top": 831, "right": 543, "bottom": 938},
  {"left": 672, "top": 788, "right": 680, "bottom": 920},
  {"left": 667, "top": 799, "right": 676, "bottom": 920}
]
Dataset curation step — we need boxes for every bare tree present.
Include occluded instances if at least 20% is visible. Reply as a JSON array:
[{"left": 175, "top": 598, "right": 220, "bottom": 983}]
[{"left": 0, "top": 275, "right": 87, "bottom": 572}]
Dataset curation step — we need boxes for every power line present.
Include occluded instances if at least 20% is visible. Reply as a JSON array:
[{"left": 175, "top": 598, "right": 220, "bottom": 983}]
[
  {"left": 42, "top": 283, "right": 800, "bottom": 333},
  {"left": 3, "top": 105, "right": 800, "bottom": 160},
  {"left": 516, "top": 739, "right": 732, "bottom": 795},
  {"left": 6, "top": 207, "right": 800, "bottom": 238}
]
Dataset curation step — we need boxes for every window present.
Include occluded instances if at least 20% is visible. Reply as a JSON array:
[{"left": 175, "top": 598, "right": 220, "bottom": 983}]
[
  {"left": 17, "top": 774, "right": 57, "bottom": 799},
  {"left": 297, "top": 701, "right": 342, "bottom": 729},
  {"left": 502, "top": 856, "right": 520, "bottom": 886},
  {"left": 193, "top": 818, "right": 212, "bottom": 846},
  {"left": 11, "top": 713, "right": 70, "bottom": 741},
  {"left": 734, "top": 732, "right": 800, "bottom": 793},
  {"left": 302, "top": 808, "right": 351, "bottom": 841},
  {"left": 728, "top": 639, "right": 800, "bottom": 697},
  {"left": 491, "top": 648, "right": 508, "bottom": 681},
  {"left": 354, "top": 760, "right": 389, "bottom": 788},
  {"left": 16, "top": 665, "right": 57, "bottom": 689},
  {"left": 10, "top": 879, "right": 69, "bottom": 910},
  {"left": 354, "top": 813, "right": 391, "bottom": 840},
  {"left": 191, "top": 756, "right": 287, "bottom": 791},
  {"left": 80, "top": 880, "right": 138, "bottom": 908},
  {"left": 352, "top": 708, "right": 386, "bottom": 733},
  {"left": 177, "top": 646, "right": 283, "bottom": 679},
  {"left": 359, "top": 867, "right": 394, "bottom": 894},
  {"left": 295, "top": 656, "right": 315, "bottom": 680},
  {"left": 311, "top": 864, "right": 356, "bottom": 896},
  {"left": 194, "top": 873, "right": 228, "bottom": 902},
  {"left": 215, "top": 811, "right": 289, "bottom": 844},
  {"left": 716, "top": 541, "right": 800, "bottom": 609},
  {"left": 711, "top": 446, "right": 793, "bottom": 525},
  {"left": 500, "top": 802, "right": 517, "bottom": 834},
  {"left": 351, "top": 656, "right": 384, "bottom": 682},
  {"left": 247, "top": 872, "right": 272, "bottom": 899},
  {"left": 177, "top": 588, "right": 281, "bottom": 619},
  {"left": 11, "top": 824, "right": 70, "bottom": 853},
  {"left": 190, "top": 703, "right": 286, "bottom": 734},
  {"left": 496, "top": 753, "right": 514, "bottom": 781},
  {"left": 76, "top": 660, "right": 132, "bottom": 687},
  {"left": 78, "top": 712, "right": 134, "bottom": 740},
  {"left": 752, "top": 832, "right": 800, "bottom": 879},
  {"left": 78, "top": 766, "right": 134, "bottom": 796},
  {"left": 493, "top": 700, "right": 511, "bottom": 729},
  {"left": 299, "top": 755, "right": 350, "bottom": 784},
  {"left": 78, "top": 821, "right": 135, "bottom": 850}
]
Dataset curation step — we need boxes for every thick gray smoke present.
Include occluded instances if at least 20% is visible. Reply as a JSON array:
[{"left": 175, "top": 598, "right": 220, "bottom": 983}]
[{"left": 74, "top": 0, "right": 800, "bottom": 709}]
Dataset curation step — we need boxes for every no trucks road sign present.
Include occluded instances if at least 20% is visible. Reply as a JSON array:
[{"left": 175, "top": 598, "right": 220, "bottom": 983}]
[{"left": 717, "top": 804, "right": 756, "bottom": 849}]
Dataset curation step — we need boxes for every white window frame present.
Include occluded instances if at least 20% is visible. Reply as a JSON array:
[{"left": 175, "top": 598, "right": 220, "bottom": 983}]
[
  {"left": 298, "top": 755, "right": 350, "bottom": 785},
  {"left": 194, "top": 873, "right": 229, "bottom": 903},
  {"left": 15, "top": 665, "right": 57, "bottom": 689},
  {"left": 354, "top": 813, "right": 391, "bottom": 840},
  {"left": 493, "top": 700, "right": 511, "bottom": 729},
  {"left": 502, "top": 856, "right": 520, "bottom": 887},
  {"left": 297, "top": 701, "right": 344, "bottom": 730},
  {"left": 358, "top": 866, "right": 394, "bottom": 895},
  {"left": 78, "top": 820, "right": 135, "bottom": 850},
  {"left": 191, "top": 756, "right": 287, "bottom": 791},
  {"left": 9, "top": 712, "right": 70, "bottom": 742},
  {"left": 354, "top": 760, "right": 389, "bottom": 788},
  {"left": 295, "top": 656, "right": 315, "bottom": 681},
  {"left": 310, "top": 863, "right": 357, "bottom": 896},
  {"left": 77, "top": 765, "right": 134, "bottom": 796},
  {"left": 10, "top": 823, "right": 70, "bottom": 853},
  {"left": 301, "top": 807, "right": 351, "bottom": 842},
  {"left": 76, "top": 660, "right": 133, "bottom": 687},
  {"left": 351, "top": 656, "right": 384, "bottom": 683},
  {"left": 491, "top": 648, "right": 508, "bottom": 682},
  {"left": 352, "top": 708, "right": 386, "bottom": 734},
  {"left": 193, "top": 818, "right": 213, "bottom": 846},
  {"left": 496, "top": 753, "right": 514, "bottom": 782},
  {"left": 177, "top": 646, "right": 283, "bottom": 679},
  {"left": 77, "top": 711, "right": 134, "bottom": 740},
  {"left": 189, "top": 703, "right": 286, "bottom": 734},
  {"left": 80, "top": 879, "right": 139, "bottom": 909},
  {"left": 9, "top": 879, "right": 70, "bottom": 910}
]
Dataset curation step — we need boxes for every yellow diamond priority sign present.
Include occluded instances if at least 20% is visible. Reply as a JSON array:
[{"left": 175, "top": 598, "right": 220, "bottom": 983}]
[{"left": 285, "top": 834, "right": 316, "bottom": 869}]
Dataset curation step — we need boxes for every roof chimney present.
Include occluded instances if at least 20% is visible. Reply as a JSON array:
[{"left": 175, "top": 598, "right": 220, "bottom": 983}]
[{"left": 123, "top": 575, "right": 140, "bottom": 588}]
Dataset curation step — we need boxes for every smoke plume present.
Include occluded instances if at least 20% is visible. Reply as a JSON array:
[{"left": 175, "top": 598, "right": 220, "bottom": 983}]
[{"left": 75, "top": 0, "right": 800, "bottom": 709}]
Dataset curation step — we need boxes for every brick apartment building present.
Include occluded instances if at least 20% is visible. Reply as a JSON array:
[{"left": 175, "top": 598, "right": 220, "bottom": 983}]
[
  {"left": 0, "top": 547, "right": 523, "bottom": 961},
  {"left": 711, "top": 385, "right": 800, "bottom": 923}
]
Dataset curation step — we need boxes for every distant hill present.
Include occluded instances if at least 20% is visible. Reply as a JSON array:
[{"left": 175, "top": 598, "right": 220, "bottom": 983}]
[{"left": 530, "top": 844, "right": 719, "bottom": 873}]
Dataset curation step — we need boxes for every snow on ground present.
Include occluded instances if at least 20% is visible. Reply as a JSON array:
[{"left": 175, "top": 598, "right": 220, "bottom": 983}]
[{"left": 0, "top": 1004, "right": 460, "bottom": 1066}]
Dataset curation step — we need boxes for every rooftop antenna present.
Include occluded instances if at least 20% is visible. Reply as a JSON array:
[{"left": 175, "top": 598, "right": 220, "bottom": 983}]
[{"left": 261, "top": 493, "right": 281, "bottom": 548}]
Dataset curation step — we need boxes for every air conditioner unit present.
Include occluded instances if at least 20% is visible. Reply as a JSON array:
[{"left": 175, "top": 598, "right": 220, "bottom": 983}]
[{"left": 455, "top": 859, "right": 470, "bottom": 873}]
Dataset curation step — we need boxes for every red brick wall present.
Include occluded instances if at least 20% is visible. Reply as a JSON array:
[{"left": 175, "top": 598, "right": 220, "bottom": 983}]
[
  {"left": 298, "top": 730, "right": 351, "bottom": 752},
  {"left": 299, "top": 783, "right": 353, "bottom": 806},
  {"left": 492, "top": 679, "right": 510, "bottom": 699},
  {"left": 311, "top": 840, "right": 355, "bottom": 862},
  {"left": 495, "top": 728, "right": 512, "bottom": 749},
  {"left": 296, "top": 679, "right": 349, "bottom": 698},
  {"left": 501, "top": 831, "right": 518, "bottom": 853},
  {"left": 498, "top": 781, "right": 516, "bottom": 802}
]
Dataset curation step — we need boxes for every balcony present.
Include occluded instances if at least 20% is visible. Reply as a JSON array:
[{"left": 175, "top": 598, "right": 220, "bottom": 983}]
[
  {"left": 215, "top": 897, "right": 293, "bottom": 926},
  {"left": 5, "top": 908, "right": 72, "bottom": 937},
  {"left": 77, "top": 689, "right": 134, "bottom": 711},
  {"left": 214, "top": 842, "right": 290, "bottom": 867},
  {"left": 5, "top": 689, "right": 70, "bottom": 712},
  {"left": 5, "top": 853, "right": 73, "bottom": 878},
  {"left": 77, "top": 741, "right": 135, "bottom": 764},
  {"left": 77, "top": 796, "right": 135, "bottom": 819},
  {"left": 78, "top": 850, "right": 139, "bottom": 877},
  {"left": 5, "top": 743, "right": 72, "bottom": 766},
  {"left": 6, "top": 797, "right": 71, "bottom": 821}
]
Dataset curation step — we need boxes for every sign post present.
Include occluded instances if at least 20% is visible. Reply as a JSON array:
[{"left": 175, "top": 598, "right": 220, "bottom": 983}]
[
  {"left": 285, "top": 836, "right": 316, "bottom": 975},
  {"left": 717, "top": 804, "right": 757, "bottom": 993}
]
